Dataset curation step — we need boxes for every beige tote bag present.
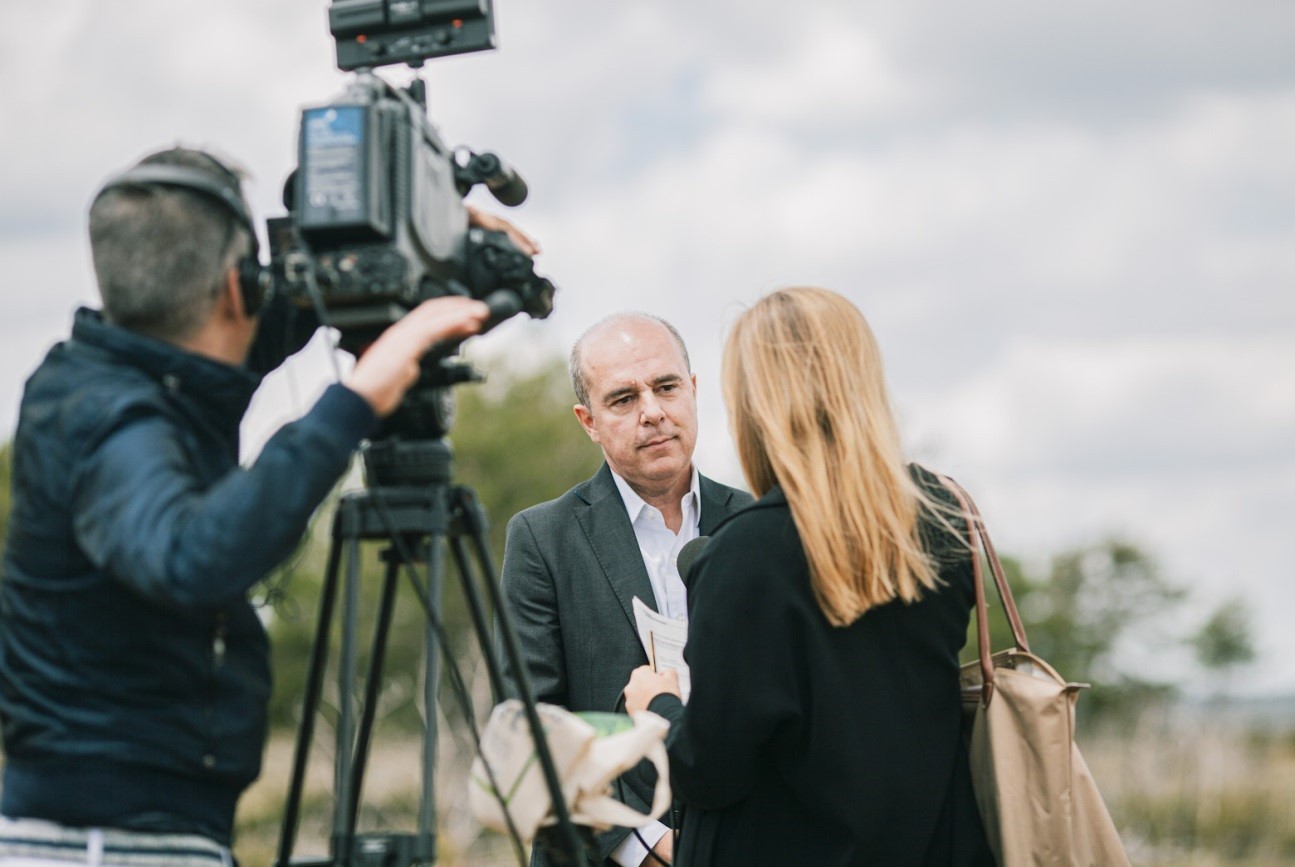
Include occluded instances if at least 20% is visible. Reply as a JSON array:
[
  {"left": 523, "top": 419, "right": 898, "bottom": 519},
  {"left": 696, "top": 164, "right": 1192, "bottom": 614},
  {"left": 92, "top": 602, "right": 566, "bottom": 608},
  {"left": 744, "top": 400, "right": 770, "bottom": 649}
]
[
  {"left": 468, "top": 700, "right": 672, "bottom": 842},
  {"left": 942, "top": 477, "right": 1131, "bottom": 867}
]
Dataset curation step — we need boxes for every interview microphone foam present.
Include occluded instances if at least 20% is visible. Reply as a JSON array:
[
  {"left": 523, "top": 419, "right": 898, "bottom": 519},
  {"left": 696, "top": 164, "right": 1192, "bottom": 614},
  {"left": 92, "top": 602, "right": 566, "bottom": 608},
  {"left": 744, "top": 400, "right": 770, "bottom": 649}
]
[{"left": 676, "top": 535, "right": 711, "bottom": 591}]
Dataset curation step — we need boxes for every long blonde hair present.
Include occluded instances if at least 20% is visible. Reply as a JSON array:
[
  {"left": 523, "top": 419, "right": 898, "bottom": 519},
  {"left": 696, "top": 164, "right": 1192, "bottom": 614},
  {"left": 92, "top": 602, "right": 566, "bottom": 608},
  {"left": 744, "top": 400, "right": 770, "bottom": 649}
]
[{"left": 722, "top": 287, "right": 939, "bottom": 625}]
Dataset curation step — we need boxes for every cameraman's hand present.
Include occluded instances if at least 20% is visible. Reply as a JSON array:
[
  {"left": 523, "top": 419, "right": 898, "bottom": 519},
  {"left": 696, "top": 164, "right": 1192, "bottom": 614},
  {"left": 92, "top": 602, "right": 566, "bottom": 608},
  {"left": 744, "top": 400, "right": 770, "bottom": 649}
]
[
  {"left": 345, "top": 297, "right": 490, "bottom": 417},
  {"left": 466, "top": 204, "right": 541, "bottom": 256}
]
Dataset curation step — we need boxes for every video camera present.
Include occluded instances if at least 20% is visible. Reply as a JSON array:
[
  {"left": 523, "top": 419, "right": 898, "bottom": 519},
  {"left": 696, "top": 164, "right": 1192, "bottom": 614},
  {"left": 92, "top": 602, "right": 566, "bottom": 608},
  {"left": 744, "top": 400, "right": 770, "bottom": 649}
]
[
  {"left": 271, "top": 9, "right": 595, "bottom": 867},
  {"left": 267, "top": 0, "right": 554, "bottom": 356}
]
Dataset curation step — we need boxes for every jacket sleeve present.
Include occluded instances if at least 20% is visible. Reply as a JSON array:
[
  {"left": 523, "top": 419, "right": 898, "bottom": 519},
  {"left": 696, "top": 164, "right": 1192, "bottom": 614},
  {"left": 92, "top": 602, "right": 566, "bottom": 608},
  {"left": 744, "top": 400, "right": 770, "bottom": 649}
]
[
  {"left": 647, "top": 526, "right": 803, "bottom": 811},
  {"left": 70, "top": 384, "right": 374, "bottom": 609},
  {"left": 496, "top": 510, "right": 569, "bottom": 707}
]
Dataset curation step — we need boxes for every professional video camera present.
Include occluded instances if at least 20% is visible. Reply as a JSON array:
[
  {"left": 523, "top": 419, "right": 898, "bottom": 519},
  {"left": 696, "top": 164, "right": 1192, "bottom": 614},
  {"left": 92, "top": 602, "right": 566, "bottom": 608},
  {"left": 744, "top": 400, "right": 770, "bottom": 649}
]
[
  {"left": 272, "top": 5, "right": 593, "bottom": 867},
  {"left": 267, "top": 0, "right": 554, "bottom": 354},
  {"left": 266, "top": 0, "right": 557, "bottom": 448}
]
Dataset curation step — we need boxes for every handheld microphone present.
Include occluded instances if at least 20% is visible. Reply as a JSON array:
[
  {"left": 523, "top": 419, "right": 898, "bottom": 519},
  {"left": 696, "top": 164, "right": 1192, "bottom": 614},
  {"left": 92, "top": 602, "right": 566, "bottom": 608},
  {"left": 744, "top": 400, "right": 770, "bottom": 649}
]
[{"left": 675, "top": 536, "right": 710, "bottom": 592}]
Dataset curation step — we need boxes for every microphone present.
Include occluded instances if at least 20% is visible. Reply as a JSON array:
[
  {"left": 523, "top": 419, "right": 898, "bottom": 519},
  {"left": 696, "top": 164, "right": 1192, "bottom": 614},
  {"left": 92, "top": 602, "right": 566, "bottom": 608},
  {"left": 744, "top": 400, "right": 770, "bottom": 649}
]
[
  {"left": 675, "top": 536, "right": 710, "bottom": 592},
  {"left": 473, "top": 152, "right": 529, "bottom": 207}
]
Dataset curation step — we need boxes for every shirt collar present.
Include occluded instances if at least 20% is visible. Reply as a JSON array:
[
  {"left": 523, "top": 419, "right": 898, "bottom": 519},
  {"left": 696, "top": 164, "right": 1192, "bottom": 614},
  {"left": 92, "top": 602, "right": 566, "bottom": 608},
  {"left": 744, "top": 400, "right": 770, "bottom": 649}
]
[{"left": 610, "top": 465, "right": 701, "bottom": 526}]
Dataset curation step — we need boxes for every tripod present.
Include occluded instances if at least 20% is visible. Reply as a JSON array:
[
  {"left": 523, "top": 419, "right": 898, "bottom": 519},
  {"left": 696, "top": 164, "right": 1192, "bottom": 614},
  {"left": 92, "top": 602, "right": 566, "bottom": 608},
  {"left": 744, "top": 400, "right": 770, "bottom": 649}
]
[{"left": 273, "top": 426, "right": 592, "bottom": 867}]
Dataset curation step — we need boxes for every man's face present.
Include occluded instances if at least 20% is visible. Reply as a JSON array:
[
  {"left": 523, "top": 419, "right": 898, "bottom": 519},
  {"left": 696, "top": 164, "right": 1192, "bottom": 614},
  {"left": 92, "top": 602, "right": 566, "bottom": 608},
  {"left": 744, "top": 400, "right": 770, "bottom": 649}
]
[{"left": 574, "top": 319, "right": 698, "bottom": 499}]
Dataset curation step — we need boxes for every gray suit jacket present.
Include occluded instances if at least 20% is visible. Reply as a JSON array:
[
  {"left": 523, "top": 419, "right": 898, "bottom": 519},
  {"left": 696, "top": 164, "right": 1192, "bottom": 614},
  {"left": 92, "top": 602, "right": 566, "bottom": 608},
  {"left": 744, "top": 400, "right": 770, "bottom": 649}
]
[{"left": 498, "top": 462, "right": 752, "bottom": 864}]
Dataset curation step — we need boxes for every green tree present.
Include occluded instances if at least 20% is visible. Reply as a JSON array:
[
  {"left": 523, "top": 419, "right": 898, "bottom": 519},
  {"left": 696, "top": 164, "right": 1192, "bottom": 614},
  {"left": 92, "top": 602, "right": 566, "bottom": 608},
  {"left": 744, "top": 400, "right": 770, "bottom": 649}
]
[
  {"left": 965, "top": 539, "right": 1187, "bottom": 718},
  {"left": 1189, "top": 597, "right": 1256, "bottom": 695}
]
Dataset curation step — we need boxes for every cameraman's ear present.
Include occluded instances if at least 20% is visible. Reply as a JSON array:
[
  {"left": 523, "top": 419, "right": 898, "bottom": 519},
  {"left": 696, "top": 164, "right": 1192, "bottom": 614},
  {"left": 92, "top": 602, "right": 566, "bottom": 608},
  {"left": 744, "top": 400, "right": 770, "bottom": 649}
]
[{"left": 218, "top": 268, "right": 251, "bottom": 321}]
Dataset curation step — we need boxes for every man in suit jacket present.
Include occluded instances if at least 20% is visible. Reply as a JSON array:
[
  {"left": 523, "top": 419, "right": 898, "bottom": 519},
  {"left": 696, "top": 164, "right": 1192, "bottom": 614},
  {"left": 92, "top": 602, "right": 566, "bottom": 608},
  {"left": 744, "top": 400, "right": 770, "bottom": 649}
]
[{"left": 499, "top": 313, "right": 751, "bottom": 866}]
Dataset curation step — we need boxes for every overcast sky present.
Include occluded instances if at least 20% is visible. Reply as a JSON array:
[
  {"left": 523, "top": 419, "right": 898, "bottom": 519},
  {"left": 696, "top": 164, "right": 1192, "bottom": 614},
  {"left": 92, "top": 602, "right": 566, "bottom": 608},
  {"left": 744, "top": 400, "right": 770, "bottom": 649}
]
[{"left": 2, "top": 1, "right": 1292, "bottom": 694}]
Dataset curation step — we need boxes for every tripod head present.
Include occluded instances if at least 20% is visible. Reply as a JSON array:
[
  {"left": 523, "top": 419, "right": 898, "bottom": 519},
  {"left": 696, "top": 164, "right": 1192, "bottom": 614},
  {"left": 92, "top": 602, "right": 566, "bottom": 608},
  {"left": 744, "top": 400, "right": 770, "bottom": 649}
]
[{"left": 363, "top": 357, "right": 477, "bottom": 487}]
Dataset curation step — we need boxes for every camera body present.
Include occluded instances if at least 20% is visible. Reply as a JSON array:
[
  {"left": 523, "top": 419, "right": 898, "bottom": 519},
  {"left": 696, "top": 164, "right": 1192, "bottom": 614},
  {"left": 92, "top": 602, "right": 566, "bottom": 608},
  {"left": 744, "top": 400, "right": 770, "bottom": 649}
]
[
  {"left": 264, "top": 1, "right": 555, "bottom": 443},
  {"left": 268, "top": 72, "right": 552, "bottom": 353}
]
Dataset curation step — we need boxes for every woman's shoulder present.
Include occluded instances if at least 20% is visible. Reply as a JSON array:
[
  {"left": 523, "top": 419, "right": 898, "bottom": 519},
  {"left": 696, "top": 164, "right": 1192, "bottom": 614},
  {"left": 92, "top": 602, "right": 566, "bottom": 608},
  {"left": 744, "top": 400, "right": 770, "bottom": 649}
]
[
  {"left": 710, "top": 485, "right": 793, "bottom": 540},
  {"left": 699, "top": 487, "right": 804, "bottom": 595},
  {"left": 905, "top": 464, "right": 978, "bottom": 588},
  {"left": 908, "top": 462, "right": 959, "bottom": 504}
]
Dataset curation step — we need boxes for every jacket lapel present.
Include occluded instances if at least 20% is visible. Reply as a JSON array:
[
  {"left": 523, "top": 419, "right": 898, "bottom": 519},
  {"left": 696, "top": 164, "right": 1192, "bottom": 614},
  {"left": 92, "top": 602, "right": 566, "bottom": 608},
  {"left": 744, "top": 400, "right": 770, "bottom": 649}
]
[
  {"left": 574, "top": 464, "right": 657, "bottom": 628},
  {"left": 698, "top": 474, "right": 740, "bottom": 535}
]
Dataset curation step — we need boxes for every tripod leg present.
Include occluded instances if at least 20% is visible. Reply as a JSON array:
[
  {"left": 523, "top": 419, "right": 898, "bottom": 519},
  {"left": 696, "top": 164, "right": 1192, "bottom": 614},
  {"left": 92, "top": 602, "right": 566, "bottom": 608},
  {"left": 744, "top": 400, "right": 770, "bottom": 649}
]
[
  {"left": 333, "top": 516, "right": 365, "bottom": 859},
  {"left": 452, "top": 486, "right": 594, "bottom": 867},
  {"left": 447, "top": 533, "right": 505, "bottom": 706},
  {"left": 419, "top": 520, "right": 446, "bottom": 843},
  {"left": 276, "top": 517, "right": 345, "bottom": 867},
  {"left": 342, "top": 555, "right": 403, "bottom": 860}
]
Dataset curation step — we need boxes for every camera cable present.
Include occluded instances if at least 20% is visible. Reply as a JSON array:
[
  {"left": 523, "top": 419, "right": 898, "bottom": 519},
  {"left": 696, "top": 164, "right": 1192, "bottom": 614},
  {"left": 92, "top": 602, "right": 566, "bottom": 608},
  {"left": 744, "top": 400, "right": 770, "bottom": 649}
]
[
  {"left": 299, "top": 260, "right": 346, "bottom": 384},
  {"left": 611, "top": 695, "right": 674, "bottom": 867},
  {"left": 366, "top": 489, "right": 531, "bottom": 867}
]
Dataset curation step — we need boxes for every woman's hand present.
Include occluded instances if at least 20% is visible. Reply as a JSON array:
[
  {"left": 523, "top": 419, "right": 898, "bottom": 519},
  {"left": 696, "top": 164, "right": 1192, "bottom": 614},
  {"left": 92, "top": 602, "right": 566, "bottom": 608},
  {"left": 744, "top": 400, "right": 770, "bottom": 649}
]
[{"left": 623, "top": 665, "right": 681, "bottom": 715}]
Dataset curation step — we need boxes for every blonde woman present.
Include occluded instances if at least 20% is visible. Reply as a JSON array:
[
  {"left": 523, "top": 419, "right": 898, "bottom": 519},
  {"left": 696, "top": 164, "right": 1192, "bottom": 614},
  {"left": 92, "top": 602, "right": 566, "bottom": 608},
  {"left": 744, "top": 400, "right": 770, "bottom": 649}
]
[{"left": 624, "top": 287, "right": 994, "bottom": 866}]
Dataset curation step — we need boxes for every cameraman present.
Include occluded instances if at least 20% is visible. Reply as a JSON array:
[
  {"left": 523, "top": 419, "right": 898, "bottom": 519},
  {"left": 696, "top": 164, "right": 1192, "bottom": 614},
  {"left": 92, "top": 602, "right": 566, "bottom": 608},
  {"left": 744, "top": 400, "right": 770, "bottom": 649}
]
[{"left": 0, "top": 147, "right": 509, "bottom": 866}]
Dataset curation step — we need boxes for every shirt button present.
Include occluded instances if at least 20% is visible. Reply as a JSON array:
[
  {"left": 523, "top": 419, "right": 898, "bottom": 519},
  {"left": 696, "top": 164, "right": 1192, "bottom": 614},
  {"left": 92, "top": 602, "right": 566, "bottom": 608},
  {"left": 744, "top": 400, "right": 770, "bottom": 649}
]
[{"left": 203, "top": 754, "right": 217, "bottom": 769}]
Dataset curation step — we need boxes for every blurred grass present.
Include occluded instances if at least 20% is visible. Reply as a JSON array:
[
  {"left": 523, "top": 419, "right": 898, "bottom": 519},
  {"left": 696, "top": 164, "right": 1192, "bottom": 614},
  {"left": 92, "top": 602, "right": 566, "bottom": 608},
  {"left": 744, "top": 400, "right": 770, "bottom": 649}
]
[
  {"left": 235, "top": 733, "right": 522, "bottom": 867},
  {"left": 1083, "top": 709, "right": 1295, "bottom": 866},
  {"left": 1, "top": 701, "right": 1290, "bottom": 865},
  {"left": 227, "top": 702, "right": 1295, "bottom": 867}
]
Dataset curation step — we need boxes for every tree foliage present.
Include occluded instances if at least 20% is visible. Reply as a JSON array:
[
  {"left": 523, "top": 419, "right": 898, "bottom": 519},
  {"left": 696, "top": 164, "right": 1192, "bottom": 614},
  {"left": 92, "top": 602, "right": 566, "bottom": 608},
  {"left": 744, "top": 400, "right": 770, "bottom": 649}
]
[
  {"left": 965, "top": 541, "right": 1182, "bottom": 717},
  {"left": 1190, "top": 597, "right": 1256, "bottom": 680}
]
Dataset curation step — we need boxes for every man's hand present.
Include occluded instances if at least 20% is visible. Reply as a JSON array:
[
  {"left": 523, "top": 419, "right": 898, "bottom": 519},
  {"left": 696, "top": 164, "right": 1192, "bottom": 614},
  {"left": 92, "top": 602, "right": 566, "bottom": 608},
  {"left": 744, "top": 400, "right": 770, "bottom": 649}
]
[
  {"left": 644, "top": 830, "right": 673, "bottom": 866},
  {"left": 624, "top": 665, "right": 681, "bottom": 715},
  {"left": 345, "top": 296, "right": 490, "bottom": 416},
  {"left": 466, "top": 204, "right": 541, "bottom": 256}
]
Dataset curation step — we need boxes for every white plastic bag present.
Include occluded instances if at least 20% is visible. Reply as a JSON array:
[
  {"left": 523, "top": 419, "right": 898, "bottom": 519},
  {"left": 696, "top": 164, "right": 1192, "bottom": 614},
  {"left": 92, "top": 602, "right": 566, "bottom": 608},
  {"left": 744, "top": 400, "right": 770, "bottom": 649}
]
[{"left": 468, "top": 700, "right": 671, "bottom": 841}]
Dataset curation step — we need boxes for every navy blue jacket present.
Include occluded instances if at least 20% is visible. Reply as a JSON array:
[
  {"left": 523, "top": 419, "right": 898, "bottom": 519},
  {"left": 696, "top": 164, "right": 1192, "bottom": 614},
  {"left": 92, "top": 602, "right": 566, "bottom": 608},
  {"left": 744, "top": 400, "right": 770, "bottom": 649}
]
[{"left": 0, "top": 304, "right": 375, "bottom": 844}]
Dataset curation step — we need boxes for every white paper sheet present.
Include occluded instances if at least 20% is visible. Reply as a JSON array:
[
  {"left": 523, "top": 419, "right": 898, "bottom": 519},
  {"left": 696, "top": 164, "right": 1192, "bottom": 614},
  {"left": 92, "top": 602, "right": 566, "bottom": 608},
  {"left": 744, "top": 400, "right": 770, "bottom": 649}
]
[{"left": 632, "top": 596, "right": 691, "bottom": 703}]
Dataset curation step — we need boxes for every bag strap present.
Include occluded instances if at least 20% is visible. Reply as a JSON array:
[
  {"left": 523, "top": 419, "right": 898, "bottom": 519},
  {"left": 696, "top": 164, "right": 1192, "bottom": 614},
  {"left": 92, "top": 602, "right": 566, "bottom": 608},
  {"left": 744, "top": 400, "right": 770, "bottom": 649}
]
[{"left": 936, "top": 474, "right": 1030, "bottom": 705}]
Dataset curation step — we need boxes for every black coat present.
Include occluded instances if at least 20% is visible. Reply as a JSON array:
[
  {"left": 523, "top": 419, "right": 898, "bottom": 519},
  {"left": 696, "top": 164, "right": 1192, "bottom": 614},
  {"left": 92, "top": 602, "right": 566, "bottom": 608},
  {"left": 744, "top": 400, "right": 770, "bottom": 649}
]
[{"left": 648, "top": 474, "right": 994, "bottom": 867}]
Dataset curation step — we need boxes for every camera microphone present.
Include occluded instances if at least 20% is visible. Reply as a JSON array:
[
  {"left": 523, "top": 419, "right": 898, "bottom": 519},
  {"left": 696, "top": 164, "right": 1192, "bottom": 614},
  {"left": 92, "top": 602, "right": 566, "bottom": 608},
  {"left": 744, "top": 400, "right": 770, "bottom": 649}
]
[{"left": 473, "top": 152, "right": 529, "bottom": 207}]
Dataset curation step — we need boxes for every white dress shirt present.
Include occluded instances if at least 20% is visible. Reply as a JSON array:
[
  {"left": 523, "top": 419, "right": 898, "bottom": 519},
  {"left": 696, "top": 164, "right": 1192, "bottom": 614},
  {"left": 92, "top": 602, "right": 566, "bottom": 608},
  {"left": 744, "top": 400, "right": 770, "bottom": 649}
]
[
  {"left": 611, "top": 466, "right": 701, "bottom": 622},
  {"left": 607, "top": 466, "right": 700, "bottom": 866}
]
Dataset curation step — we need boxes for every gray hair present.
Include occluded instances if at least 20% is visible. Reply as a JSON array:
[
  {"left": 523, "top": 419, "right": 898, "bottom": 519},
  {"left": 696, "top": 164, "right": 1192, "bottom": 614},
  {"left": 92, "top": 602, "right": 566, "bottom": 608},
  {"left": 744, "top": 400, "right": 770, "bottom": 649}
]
[
  {"left": 569, "top": 312, "right": 691, "bottom": 409},
  {"left": 89, "top": 148, "right": 253, "bottom": 342}
]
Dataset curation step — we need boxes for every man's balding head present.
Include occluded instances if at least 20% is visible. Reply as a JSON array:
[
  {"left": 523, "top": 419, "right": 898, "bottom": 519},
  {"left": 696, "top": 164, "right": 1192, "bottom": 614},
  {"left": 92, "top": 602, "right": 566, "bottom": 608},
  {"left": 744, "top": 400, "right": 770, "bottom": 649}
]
[{"left": 569, "top": 313, "right": 691, "bottom": 410}]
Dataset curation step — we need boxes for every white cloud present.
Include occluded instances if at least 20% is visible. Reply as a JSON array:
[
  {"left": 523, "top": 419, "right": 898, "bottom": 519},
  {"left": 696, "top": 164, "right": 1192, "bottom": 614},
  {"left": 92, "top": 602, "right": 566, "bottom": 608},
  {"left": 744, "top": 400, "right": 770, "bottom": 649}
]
[
  {"left": 700, "top": 14, "right": 912, "bottom": 128},
  {"left": 911, "top": 336, "right": 1295, "bottom": 475}
]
